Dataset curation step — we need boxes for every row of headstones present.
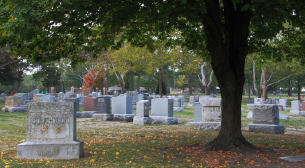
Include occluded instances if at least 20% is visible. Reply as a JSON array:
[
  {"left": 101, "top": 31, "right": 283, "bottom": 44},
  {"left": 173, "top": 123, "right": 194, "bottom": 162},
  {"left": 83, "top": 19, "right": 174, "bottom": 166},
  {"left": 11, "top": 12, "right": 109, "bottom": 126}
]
[
  {"left": 86, "top": 92, "right": 186, "bottom": 112},
  {"left": 78, "top": 95, "right": 178, "bottom": 124},
  {"left": 187, "top": 98, "right": 285, "bottom": 134},
  {"left": 187, "top": 95, "right": 216, "bottom": 106},
  {"left": 247, "top": 98, "right": 305, "bottom": 117}
]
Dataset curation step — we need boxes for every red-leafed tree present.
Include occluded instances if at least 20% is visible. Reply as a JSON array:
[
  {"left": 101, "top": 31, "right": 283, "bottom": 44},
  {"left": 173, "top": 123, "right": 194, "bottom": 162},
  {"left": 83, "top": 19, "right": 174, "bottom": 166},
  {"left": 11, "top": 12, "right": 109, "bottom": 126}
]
[{"left": 83, "top": 68, "right": 106, "bottom": 93}]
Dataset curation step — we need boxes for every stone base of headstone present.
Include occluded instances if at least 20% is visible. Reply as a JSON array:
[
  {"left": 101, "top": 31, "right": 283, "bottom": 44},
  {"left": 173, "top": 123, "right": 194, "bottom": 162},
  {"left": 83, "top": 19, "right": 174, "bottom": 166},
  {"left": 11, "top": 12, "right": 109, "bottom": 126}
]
[
  {"left": 198, "top": 122, "right": 221, "bottom": 131},
  {"left": 300, "top": 111, "right": 305, "bottom": 117},
  {"left": 93, "top": 113, "right": 114, "bottom": 121},
  {"left": 186, "top": 122, "right": 203, "bottom": 127},
  {"left": 133, "top": 116, "right": 152, "bottom": 125},
  {"left": 173, "top": 107, "right": 183, "bottom": 112},
  {"left": 249, "top": 124, "right": 284, "bottom": 134},
  {"left": 150, "top": 116, "right": 178, "bottom": 125},
  {"left": 17, "top": 140, "right": 84, "bottom": 159},
  {"left": 113, "top": 114, "right": 135, "bottom": 122},
  {"left": 279, "top": 114, "right": 289, "bottom": 119},
  {"left": 2, "top": 107, "right": 27, "bottom": 112},
  {"left": 247, "top": 104, "right": 254, "bottom": 109},
  {"left": 187, "top": 103, "right": 194, "bottom": 107},
  {"left": 247, "top": 112, "right": 253, "bottom": 118},
  {"left": 76, "top": 111, "right": 96, "bottom": 118},
  {"left": 290, "top": 110, "right": 300, "bottom": 116}
]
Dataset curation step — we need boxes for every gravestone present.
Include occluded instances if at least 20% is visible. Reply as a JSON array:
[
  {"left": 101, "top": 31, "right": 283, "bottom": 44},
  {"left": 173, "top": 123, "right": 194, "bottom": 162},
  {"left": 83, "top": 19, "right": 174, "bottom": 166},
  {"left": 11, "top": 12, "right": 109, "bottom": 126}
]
[
  {"left": 186, "top": 102, "right": 202, "bottom": 127},
  {"left": 50, "top": 87, "right": 55, "bottom": 93},
  {"left": 248, "top": 98, "right": 254, "bottom": 104},
  {"left": 0, "top": 93, "right": 6, "bottom": 102},
  {"left": 77, "top": 94, "right": 84, "bottom": 107},
  {"left": 188, "top": 96, "right": 196, "bottom": 106},
  {"left": 254, "top": 98, "right": 265, "bottom": 104},
  {"left": 17, "top": 102, "right": 84, "bottom": 159},
  {"left": 265, "top": 99, "right": 273, "bottom": 104},
  {"left": 143, "top": 93, "right": 149, "bottom": 100},
  {"left": 84, "top": 97, "right": 97, "bottom": 111},
  {"left": 71, "top": 86, "right": 74, "bottom": 92},
  {"left": 290, "top": 100, "right": 300, "bottom": 115},
  {"left": 126, "top": 91, "right": 138, "bottom": 109},
  {"left": 247, "top": 98, "right": 255, "bottom": 109},
  {"left": 10, "top": 90, "right": 17, "bottom": 95},
  {"left": 112, "top": 96, "right": 135, "bottom": 122},
  {"left": 150, "top": 98, "right": 178, "bottom": 124},
  {"left": 66, "top": 98, "right": 80, "bottom": 112},
  {"left": 198, "top": 98, "right": 222, "bottom": 131},
  {"left": 40, "top": 95, "right": 56, "bottom": 102},
  {"left": 66, "top": 92, "right": 76, "bottom": 99},
  {"left": 57, "top": 92, "right": 65, "bottom": 102},
  {"left": 133, "top": 100, "right": 151, "bottom": 125},
  {"left": 93, "top": 96, "right": 113, "bottom": 121},
  {"left": 249, "top": 104, "right": 284, "bottom": 134},
  {"left": 279, "top": 114, "right": 289, "bottom": 119},
  {"left": 279, "top": 99, "right": 289, "bottom": 111},
  {"left": 300, "top": 101, "right": 305, "bottom": 117},
  {"left": 3, "top": 96, "right": 26, "bottom": 112},
  {"left": 177, "top": 95, "right": 186, "bottom": 108},
  {"left": 14, "top": 93, "right": 27, "bottom": 105},
  {"left": 138, "top": 94, "right": 144, "bottom": 102},
  {"left": 172, "top": 98, "right": 183, "bottom": 112},
  {"left": 76, "top": 111, "right": 96, "bottom": 118},
  {"left": 32, "top": 89, "right": 39, "bottom": 95},
  {"left": 247, "top": 112, "right": 253, "bottom": 118},
  {"left": 33, "top": 94, "right": 44, "bottom": 102},
  {"left": 199, "top": 95, "right": 215, "bottom": 104}
]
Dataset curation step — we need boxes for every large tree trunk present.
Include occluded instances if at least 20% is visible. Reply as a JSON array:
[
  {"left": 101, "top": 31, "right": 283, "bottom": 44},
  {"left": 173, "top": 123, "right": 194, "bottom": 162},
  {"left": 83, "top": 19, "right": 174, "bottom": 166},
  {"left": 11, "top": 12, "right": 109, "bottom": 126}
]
[
  {"left": 137, "top": 73, "right": 140, "bottom": 93},
  {"left": 129, "top": 71, "right": 134, "bottom": 91},
  {"left": 101, "top": 77, "right": 104, "bottom": 95},
  {"left": 16, "top": 80, "right": 21, "bottom": 93},
  {"left": 298, "top": 76, "right": 301, "bottom": 100},
  {"left": 200, "top": 0, "right": 255, "bottom": 151},
  {"left": 119, "top": 81, "right": 124, "bottom": 94},
  {"left": 204, "top": 86, "right": 210, "bottom": 95},
  {"left": 262, "top": 70, "right": 268, "bottom": 99},
  {"left": 158, "top": 66, "right": 162, "bottom": 95}
]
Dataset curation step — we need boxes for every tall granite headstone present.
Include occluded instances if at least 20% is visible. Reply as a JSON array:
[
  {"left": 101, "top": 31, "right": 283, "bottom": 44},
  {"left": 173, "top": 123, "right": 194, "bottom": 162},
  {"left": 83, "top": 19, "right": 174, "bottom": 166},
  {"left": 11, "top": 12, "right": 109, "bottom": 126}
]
[
  {"left": 93, "top": 96, "right": 113, "bottom": 121},
  {"left": 133, "top": 100, "right": 151, "bottom": 125}
]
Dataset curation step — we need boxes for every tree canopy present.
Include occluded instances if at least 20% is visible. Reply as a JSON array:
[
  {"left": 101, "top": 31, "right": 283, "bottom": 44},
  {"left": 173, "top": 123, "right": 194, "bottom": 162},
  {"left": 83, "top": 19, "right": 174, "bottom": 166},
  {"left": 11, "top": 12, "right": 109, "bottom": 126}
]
[{"left": 1, "top": 0, "right": 305, "bottom": 151}]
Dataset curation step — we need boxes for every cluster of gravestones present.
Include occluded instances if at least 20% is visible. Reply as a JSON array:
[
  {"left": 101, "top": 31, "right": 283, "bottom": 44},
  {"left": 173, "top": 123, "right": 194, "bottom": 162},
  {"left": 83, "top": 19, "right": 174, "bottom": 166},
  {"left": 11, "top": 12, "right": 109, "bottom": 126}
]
[
  {"left": 1, "top": 88, "right": 85, "bottom": 113},
  {"left": 186, "top": 96, "right": 305, "bottom": 134}
]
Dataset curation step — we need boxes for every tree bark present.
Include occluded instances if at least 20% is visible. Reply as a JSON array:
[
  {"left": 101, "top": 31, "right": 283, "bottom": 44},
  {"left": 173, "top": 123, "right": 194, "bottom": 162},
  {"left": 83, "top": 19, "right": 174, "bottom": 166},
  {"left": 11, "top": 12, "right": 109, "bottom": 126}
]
[
  {"left": 137, "top": 73, "right": 140, "bottom": 93},
  {"left": 119, "top": 81, "right": 124, "bottom": 94},
  {"left": 262, "top": 70, "right": 268, "bottom": 99},
  {"left": 298, "top": 76, "right": 301, "bottom": 100},
  {"left": 199, "top": 0, "right": 255, "bottom": 151},
  {"left": 158, "top": 66, "right": 162, "bottom": 95},
  {"left": 129, "top": 71, "right": 134, "bottom": 91},
  {"left": 101, "top": 77, "right": 104, "bottom": 95}
]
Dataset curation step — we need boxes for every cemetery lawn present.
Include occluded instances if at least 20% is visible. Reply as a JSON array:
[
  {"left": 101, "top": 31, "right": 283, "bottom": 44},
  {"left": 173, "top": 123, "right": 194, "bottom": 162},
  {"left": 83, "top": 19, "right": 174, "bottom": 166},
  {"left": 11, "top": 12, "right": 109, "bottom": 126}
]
[{"left": 0, "top": 102, "right": 305, "bottom": 167}]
